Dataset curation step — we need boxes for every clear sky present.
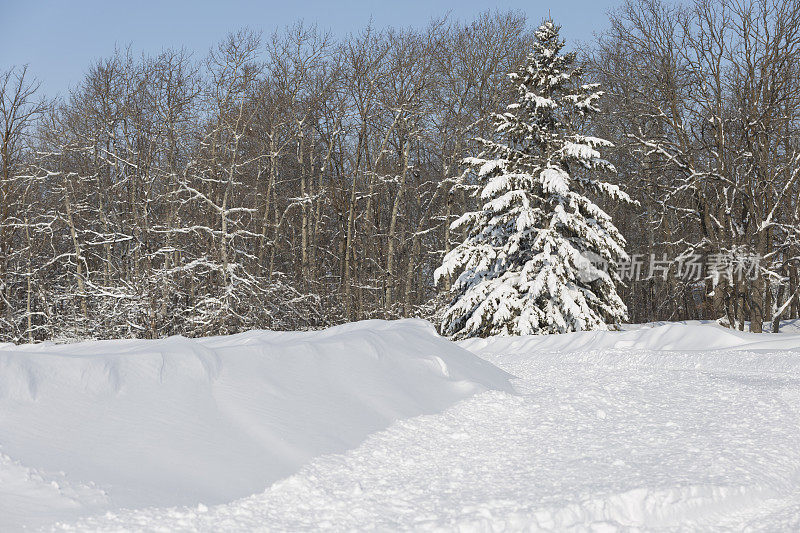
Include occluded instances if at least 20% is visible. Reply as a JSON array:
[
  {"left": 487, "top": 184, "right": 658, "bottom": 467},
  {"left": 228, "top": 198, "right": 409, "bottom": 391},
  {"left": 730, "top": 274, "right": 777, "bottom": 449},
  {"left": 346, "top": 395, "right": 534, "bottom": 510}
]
[{"left": 0, "top": 0, "right": 619, "bottom": 98}]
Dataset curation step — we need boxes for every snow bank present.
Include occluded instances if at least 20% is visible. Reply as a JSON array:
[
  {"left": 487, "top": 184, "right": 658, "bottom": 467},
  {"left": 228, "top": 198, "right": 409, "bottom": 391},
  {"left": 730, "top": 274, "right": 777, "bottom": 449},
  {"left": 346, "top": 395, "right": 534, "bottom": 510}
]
[
  {"left": 8, "top": 320, "right": 800, "bottom": 531},
  {"left": 0, "top": 319, "right": 511, "bottom": 530},
  {"left": 57, "top": 330, "right": 800, "bottom": 532},
  {"left": 461, "top": 321, "right": 800, "bottom": 355}
]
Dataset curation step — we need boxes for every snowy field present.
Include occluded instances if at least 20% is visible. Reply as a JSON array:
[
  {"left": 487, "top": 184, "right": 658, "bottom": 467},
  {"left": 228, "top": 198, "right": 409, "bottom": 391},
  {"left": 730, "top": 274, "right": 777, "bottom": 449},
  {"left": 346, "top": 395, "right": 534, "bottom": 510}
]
[{"left": 1, "top": 320, "right": 800, "bottom": 531}]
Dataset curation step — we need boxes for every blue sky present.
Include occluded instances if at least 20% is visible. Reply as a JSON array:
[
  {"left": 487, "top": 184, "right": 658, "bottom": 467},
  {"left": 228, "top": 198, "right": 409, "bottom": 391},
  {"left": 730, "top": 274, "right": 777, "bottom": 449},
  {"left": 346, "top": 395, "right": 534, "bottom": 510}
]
[{"left": 1, "top": 0, "right": 619, "bottom": 97}]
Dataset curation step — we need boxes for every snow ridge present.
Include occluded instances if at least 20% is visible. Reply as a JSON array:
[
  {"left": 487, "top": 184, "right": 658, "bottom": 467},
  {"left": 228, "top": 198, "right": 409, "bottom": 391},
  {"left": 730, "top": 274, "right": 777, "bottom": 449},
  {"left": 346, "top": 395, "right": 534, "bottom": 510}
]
[
  {"left": 54, "top": 323, "right": 800, "bottom": 531},
  {"left": 0, "top": 319, "right": 511, "bottom": 529}
]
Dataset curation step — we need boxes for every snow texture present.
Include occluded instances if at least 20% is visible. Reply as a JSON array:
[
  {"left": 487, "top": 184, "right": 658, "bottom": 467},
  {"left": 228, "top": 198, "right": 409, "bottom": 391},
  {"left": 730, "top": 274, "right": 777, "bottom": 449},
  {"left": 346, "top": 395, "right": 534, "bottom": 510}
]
[
  {"left": 2, "top": 320, "right": 800, "bottom": 531},
  {"left": 0, "top": 319, "right": 510, "bottom": 530}
]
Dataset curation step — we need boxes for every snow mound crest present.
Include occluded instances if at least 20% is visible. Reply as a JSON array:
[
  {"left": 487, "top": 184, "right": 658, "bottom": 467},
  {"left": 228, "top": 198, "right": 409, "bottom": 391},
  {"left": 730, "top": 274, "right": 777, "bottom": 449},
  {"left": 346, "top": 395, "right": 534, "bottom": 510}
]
[{"left": 0, "top": 319, "right": 512, "bottom": 529}]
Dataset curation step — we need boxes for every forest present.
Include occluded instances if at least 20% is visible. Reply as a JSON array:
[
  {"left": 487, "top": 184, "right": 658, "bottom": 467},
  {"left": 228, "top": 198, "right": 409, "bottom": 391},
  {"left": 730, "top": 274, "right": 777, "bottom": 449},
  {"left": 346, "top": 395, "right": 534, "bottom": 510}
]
[{"left": 2, "top": 0, "right": 800, "bottom": 342}]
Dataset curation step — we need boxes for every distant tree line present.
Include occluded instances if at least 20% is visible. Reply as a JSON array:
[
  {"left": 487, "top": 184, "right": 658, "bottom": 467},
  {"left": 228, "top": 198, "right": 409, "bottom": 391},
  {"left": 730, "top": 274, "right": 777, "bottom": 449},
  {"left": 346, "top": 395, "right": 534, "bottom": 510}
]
[
  {"left": 593, "top": 0, "right": 800, "bottom": 332},
  {"left": 1, "top": 0, "right": 799, "bottom": 342}
]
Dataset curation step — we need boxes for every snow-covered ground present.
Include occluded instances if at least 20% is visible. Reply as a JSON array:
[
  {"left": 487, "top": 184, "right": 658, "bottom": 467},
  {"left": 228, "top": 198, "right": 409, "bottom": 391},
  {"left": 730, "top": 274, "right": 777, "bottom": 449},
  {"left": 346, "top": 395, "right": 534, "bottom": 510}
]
[{"left": 2, "top": 320, "right": 800, "bottom": 531}]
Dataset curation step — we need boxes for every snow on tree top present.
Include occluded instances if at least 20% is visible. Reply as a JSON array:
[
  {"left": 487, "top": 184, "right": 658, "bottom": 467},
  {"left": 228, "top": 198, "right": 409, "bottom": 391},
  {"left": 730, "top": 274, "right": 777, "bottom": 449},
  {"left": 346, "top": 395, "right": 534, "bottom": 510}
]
[{"left": 436, "top": 20, "right": 634, "bottom": 339}]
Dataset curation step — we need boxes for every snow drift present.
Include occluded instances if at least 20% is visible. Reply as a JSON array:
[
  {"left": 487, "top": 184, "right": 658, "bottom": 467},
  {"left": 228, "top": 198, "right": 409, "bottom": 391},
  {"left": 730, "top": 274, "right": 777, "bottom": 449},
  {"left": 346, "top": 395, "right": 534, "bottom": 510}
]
[
  {"left": 460, "top": 320, "right": 800, "bottom": 355},
  {"left": 56, "top": 322, "right": 800, "bottom": 531},
  {"left": 6, "top": 320, "right": 800, "bottom": 531},
  {"left": 0, "top": 319, "right": 512, "bottom": 530}
]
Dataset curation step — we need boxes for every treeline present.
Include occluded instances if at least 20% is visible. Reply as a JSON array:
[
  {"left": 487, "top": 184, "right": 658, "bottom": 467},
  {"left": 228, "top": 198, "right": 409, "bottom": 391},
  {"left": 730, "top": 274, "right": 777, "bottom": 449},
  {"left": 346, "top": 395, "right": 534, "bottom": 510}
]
[
  {"left": 1, "top": 12, "right": 532, "bottom": 341},
  {"left": 593, "top": 0, "right": 800, "bottom": 332},
  {"left": 2, "top": 0, "right": 800, "bottom": 342}
]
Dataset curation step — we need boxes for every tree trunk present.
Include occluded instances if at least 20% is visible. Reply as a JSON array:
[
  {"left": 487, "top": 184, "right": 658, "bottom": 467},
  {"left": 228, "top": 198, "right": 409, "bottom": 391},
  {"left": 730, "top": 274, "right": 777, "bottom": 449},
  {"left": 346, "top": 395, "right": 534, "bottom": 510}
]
[{"left": 385, "top": 137, "right": 410, "bottom": 314}]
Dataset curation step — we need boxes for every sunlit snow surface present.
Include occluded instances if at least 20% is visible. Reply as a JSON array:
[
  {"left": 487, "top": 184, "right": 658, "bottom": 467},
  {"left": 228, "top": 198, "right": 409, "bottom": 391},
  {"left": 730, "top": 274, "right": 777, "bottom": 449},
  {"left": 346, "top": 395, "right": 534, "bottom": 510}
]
[{"left": 2, "top": 320, "right": 800, "bottom": 531}]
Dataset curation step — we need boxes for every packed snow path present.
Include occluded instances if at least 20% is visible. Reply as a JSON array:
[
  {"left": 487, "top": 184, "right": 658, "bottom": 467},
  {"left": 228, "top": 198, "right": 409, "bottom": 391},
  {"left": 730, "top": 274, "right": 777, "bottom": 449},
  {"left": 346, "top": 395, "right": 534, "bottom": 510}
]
[{"left": 56, "top": 323, "right": 800, "bottom": 531}]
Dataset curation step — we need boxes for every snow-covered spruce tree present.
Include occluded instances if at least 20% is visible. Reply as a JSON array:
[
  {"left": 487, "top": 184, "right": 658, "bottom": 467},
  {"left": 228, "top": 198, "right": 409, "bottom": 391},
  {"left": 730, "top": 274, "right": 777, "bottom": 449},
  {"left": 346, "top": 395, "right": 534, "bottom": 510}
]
[{"left": 434, "top": 21, "right": 634, "bottom": 339}]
